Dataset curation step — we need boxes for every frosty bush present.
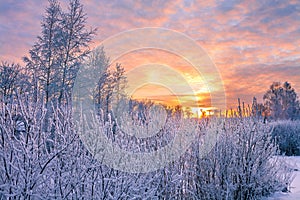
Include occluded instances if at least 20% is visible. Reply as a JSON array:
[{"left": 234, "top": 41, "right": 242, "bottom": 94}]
[
  {"left": 0, "top": 94, "right": 293, "bottom": 199},
  {"left": 0, "top": 95, "right": 145, "bottom": 199},
  {"left": 271, "top": 120, "right": 300, "bottom": 156},
  {"left": 194, "top": 118, "right": 293, "bottom": 200}
]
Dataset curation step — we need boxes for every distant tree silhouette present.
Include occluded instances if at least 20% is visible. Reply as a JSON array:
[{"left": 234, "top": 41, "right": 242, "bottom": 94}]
[{"left": 263, "top": 81, "right": 300, "bottom": 120}]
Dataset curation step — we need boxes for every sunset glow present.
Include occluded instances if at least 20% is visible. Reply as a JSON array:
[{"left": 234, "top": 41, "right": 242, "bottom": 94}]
[{"left": 0, "top": 0, "right": 299, "bottom": 111}]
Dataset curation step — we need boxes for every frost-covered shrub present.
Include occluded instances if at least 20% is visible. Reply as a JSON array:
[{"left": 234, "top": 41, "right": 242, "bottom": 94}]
[
  {"left": 270, "top": 120, "right": 300, "bottom": 156},
  {"left": 0, "top": 95, "right": 293, "bottom": 199},
  {"left": 0, "top": 97, "right": 136, "bottom": 199},
  {"left": 194, "top": 118, "right": 293, "bottom": 200},
  {"left": 0, "top": 95, "right": 183, "bottom": 199}
]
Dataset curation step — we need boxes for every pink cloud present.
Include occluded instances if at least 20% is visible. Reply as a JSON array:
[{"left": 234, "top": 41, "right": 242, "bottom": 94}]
[{"left": 1, "top": 0, "right": 299, "bottom": 110}]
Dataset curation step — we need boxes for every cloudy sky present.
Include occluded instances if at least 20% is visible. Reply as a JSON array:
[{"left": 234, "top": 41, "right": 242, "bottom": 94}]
[{"left": 0, "top": 0, "right": 299, "bottom": 112}]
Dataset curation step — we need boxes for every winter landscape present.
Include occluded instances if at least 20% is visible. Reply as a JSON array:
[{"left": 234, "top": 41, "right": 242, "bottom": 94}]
[{"left": 0, "top": 0, "right": 300, "bottom": 199}]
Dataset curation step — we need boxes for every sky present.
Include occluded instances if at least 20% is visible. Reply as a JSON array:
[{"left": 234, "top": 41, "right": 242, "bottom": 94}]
[{"left": 0, "top": 0, "right": 300, "bottom": 113}]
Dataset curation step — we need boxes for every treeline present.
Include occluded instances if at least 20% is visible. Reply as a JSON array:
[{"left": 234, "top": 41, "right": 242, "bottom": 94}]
[{"left": 227, "top": 82, "right": 300, "bottom": 121}]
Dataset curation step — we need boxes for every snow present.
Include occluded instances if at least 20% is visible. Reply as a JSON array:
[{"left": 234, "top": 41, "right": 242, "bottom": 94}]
[{"left": 267, "top": 156, "right": 300, "bottom": 200}]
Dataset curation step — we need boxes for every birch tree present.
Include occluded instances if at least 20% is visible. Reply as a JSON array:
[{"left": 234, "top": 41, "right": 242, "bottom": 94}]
[{"left": 23, "top": 0, "right": 95, "bottom": 105}]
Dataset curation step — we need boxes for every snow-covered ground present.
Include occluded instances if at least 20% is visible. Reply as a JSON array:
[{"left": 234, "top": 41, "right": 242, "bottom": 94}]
[{"left": 267, "top": 156, "right": 300, "bottom": 200}]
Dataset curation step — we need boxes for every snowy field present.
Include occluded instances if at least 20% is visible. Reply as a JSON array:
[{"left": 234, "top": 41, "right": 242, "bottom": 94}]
[{"left": 267, "top": 156, "right": 300, "bottom": 200}]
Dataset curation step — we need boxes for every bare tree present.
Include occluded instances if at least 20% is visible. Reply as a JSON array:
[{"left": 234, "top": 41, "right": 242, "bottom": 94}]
[
  {"left": 23, "top": 0, "right": 62, "bottom": 104},
  {"left": 23, "top": 0, "right": 95, "bottom": 105},
  {"left": 57, "top": 0, "right": 96, "bottom": 103},
  {"left": 0, "top": 62, "right": 29, "bottom": 102},
  {"left": 94, "top": 62, "right": 127, "bottom": 120}
]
